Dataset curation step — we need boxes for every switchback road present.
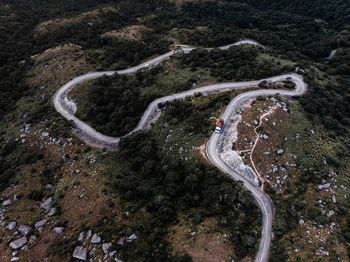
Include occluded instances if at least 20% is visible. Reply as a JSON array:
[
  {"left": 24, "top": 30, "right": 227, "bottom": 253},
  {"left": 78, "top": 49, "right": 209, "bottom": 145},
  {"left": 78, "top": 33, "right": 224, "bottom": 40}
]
[{"left": 53, "top": 40, "right": 307, "bottom": 262}]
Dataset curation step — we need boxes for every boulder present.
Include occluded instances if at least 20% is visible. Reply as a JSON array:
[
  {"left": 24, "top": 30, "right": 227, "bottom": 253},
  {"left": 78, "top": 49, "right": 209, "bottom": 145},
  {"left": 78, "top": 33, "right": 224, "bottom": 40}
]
[
  {"left": 102, "top": 242, "right": 112, "bottom": 254},
  {"left": 7, "top": 222, "right": 16, "bottom": 230},
  {"left": 18, "top": 225, "right": 31, "bottom": 236},
  {"left": 40, "top": 197, "right": 53, "bottom": 211},
  {"left": 11, "top": 257, "right": 19, "bottom": 261},
  {"left": 45, "top": 184, "right": 53, "bottom": 190},
  {"left": 86, "top": 230, "right": 92, "bottom": 240},
  {"left": 41, "top": 132, "right": 49, "bottom": 138},
  {"left": 2, "top": 200, "right": 11, "bottom": 207},
  {"left": 9, "top": 237, "right": 27, "bottom": 250},
  {"left": 53, "top": 227, "right": 64, "bottom": 234},
  {"left": 318, "top": 183, "right": 331, "bottom": 190},
  {"left": 277, "top": 149, "right": 284, "bottom": 155},
  {"left": 128, "top": 234, "right": 137, "bottom": 241},
  {"left": 72, "top": 246, "right": 87, "bottom": 261},
  {"left": 35, "top": 219, "right": 47, "bottom": 228},
  {"left": 91, "top": 233, "right": 101, "bottom": 244},
  {"left": 78, "top": 232, "right": 84, "bottom": 242},
  {"left": 109, "top": 250, "right": 116, "bottom": 258},
  {"left": 46, "top": 208, "right": 56, "bottom": 217}
]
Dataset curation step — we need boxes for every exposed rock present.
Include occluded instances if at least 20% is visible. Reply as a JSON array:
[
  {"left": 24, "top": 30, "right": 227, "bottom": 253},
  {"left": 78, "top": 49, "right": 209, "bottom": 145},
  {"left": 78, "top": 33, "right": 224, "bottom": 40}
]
[
  {"left": 46, "top": 208, "right": 56, "bottom": 217},
  {"left": 45, "top": 184, "right": 53, "bottom": 190},
  {"left": 86, "top": 230, "right": 92, "bottom": 240},
  {"left": 9, "top": 237, "right": 27, "bottom": 250},
  {"left": 53, "top": 227, "right": 64, "bottom": 234},
  {"left": 318, "top": 183, "right": 331, "bottom": 190},
  {"left": 115, "top": 259, "right": 123, "bottom": 262},
  {"left": 18, "top": 225, "right": 31, "bottom": 236},
  {"left": 40, "top": 197, "right": 53, "bottom": 211},
  {"left": 11, "top": 257, "right": 19, "bottom": 261},
  {"left": 328, "top": 210, "right": 335, "bottom": 216},
  {"left": 41, "top": 132, "right": 49, "bottom": 138},
  {"left": 91, "top": 233, "right": 101, "bottom": 244},
  {"left": 128, "top": 234, "right": 137, "bottom": 241},
  {"left": 78, "top": 232, "right": 85, "bottom": 242},
  {"left": 299, "top": 219, "right": 305, "bottom": 225},
  {"left": 89, "top": 247, "right": 96, "bottom": 256},
  {"left": 7, "top": 222, "right": 16, "bottom": 230},
  {"left": 73, "top": 246, "right": 87, "bottom": 261},
  {"left": 35, "top": 219, "right": 47, "bottom": 228},
  {"left": 102, "top": 242, "right": 112, "bottom": 254},
  {"left": 277, "top": 149, "right": 284, "bottom": 155},
  {"left": 2, "top": 200, "right": 11, "bottom": 206},
  {"left": 109, "top": 250, "right": 116, "bottom": 258}
]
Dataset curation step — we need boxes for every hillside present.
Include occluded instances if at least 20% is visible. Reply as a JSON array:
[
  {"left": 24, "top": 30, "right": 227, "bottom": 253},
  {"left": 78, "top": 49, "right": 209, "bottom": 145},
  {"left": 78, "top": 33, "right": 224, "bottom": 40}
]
[{"left": 0, "top": 1, "right": 350, "bottom": 262}]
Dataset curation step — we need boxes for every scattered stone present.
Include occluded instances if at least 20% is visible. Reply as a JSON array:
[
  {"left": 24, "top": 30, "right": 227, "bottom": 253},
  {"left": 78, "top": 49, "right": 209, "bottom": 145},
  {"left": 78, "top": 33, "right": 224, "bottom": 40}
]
[
  {"left": 78, "top": 232, "right": 85, "bottom": 242},
  {"left": 328, "top": 210, "right": 335, "bottom": 216},
  {"left": 262, "top": 134, "right": 269, "bottom": 140},
  {"left": 18, "top": 225, "right": 31, "bottom": 236},
  {"left": 53, "top": 227, "right": 64, "bottom": 234},
  {"left": 40, "top": 197, "right": 53, "bottom": 211},
  {"left": 128, "top": 234, "right": 137, "bottom": 241},
  {"left": 115, "top": 259, "right": 123, "bottom": 262},
  {"left": 9, "top": 237, "right": 27, "bottom": 250},
  {"left": 109, "top": 250, "right": 116, "bottom": 258},
  {"left": 7, "top": 222, "right": 16, "bottom": 230},
  {"left": 89, "top": 247, "right": 96, "bottom": 256},
  {"left": 102, "top": 242, "right": 112, "bottom": 254},
  {"left": 73, "top": 246, "right": 87, "bottom": 261},
  {"left": 318, "top": 183, "right": 331, "bottom": 190},
  {"left": 3, "top": 200, "right": 11, "bottom": 206},
  {"left": 91, "top": 233, "right": 101, "bottom": 244},
  {"left": 299, "top": 219, "right": 305, "bottom": 225},
  {"left": 253, "top": 120, "right": 258, "bottom": 125},
  {"left": 41, "top": 132, "right": 49, "bottom": 138},
  {"left": 45, "top": 184, "right": 53, "bottom": 190},
  {"left": 75, "top": 169, "right": 81, "bottom": 174},
  {"left": 86, "top": 230, "right": 92, "bottom": 240},
  {"left": 277, "top": 149, "right": 284, "bottom": 155},
  {"left": 11, "top": 257, "right": 19, "bottom": 261},
  {"left": 46, "top": 208, "right": 56, "bottom": 217},
  {"left": 35, "top": 219, "right": 47, "bottom": 228}
]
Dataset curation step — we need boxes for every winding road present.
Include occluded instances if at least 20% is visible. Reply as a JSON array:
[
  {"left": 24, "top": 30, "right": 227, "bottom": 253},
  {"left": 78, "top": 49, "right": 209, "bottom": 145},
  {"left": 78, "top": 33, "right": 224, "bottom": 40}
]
[{"left": 53, "top": 40, "right": 307, "bottom": 262}]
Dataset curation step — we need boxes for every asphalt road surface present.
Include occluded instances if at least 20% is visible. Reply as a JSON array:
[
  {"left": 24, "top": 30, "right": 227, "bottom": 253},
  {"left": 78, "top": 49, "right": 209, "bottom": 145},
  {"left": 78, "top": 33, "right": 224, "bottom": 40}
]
[{"left": 53, "top": 40, "right": 307, "bottom": 262}]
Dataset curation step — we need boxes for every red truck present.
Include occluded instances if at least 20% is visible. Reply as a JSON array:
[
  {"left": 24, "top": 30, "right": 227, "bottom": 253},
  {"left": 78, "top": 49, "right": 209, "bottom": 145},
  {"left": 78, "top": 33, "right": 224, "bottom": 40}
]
[{"left": 215, "top": 119, "right": 224, "bottom": 133}]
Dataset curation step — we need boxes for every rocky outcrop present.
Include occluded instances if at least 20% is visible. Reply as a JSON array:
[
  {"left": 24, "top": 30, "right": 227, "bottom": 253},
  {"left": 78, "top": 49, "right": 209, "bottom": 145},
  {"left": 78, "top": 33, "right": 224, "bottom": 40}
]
[
  {"left": 9, "top": 237, "right": 27, "bottom": 250},
  {"left": 18, "top": 225, "right": 31, "bottom": 236},
  {"left": 73, "top": 246, "right": 87, "bottom": 261},
  {"left": 91, "top": 233, "right": 101, "bottom": 244},
  {"left": 40, "top": 197, "right": 53, "bottom": 211}
]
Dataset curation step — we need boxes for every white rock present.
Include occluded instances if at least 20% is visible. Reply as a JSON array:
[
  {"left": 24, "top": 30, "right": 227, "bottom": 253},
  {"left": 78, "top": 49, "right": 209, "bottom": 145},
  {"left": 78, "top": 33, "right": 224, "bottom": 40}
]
[
  {"left": 277, "top": 149, "right": 284, "bottom": 155},
  {"left": 299, "top": 219, "right": 304, "bottom": 225},
  {"left": 40, "top": 197, "right": 52, "bottom": 211},
  {"left": 7, "top": 222, "right": 16, "bottom": 230},
  {"left": 35, "top": 219, "right": 47, "bottom": 228},
  {"left": 2, "top": 200, "right": 11, "bottom": 206},
  {"left": 73, "top": 246, "right": 87, "bottom": 261},
  {"left": 46, "top": 208, "right": 56, "bottom": 217},
  {"left": 78, "top": 232, "right": 84, "bottom": 242},
  {"left": 102, "top": 242, "right": 112, "bottom": 254},
  {"left": 18, "top": 225, "right": 31, "bottom": 236},
  {"left": 41, "top": 132, "right": 49, "bottom": 138},
  {"left": 9, "top": 237, "right": 27, "bottom": 250},
  {"left": 318, "top": 183, "right": 331, "bottom": 190},
  {"left": 45, "top": 184, "right": 53, "bottom": 190},
  {"left": 86, "top": 230, "right": 92, "bottom": 240},
  {"left": 53, "top": 227, "right": 64, "bottom": 234},
  {"left": 128, "top": 234, "right": 137, "bottom": 241},
  {"left": 109, "top": 250, "right": 116, "bottom": 258},
  {"left": 91, "top": 233, "right": 101, "bottom": 244},
  {"left": 11, "top": 257, "right": 19, "bottom": 261}
]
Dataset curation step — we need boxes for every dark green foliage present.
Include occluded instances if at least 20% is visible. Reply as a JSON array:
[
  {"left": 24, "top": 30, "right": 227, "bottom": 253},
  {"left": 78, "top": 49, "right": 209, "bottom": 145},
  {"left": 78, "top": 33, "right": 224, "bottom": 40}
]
[
  {"left": 27, "top": 189, "right": 44, "bottom": 201},
  {"left": 107, "top": 127, "right": 261, "bottom": 260},
  {"left": 180, "top": 46, "right": 291, "bottom": 81}
]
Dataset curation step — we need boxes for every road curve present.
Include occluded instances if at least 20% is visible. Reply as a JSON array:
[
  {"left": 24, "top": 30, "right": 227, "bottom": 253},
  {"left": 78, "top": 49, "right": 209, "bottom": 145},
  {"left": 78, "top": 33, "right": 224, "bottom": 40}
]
[
  {"left": 206, "top": 74, "right": 307, "bottom": 262},
  {"left": 53, "top": 41, "right": 307, "bottom": 262}
]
